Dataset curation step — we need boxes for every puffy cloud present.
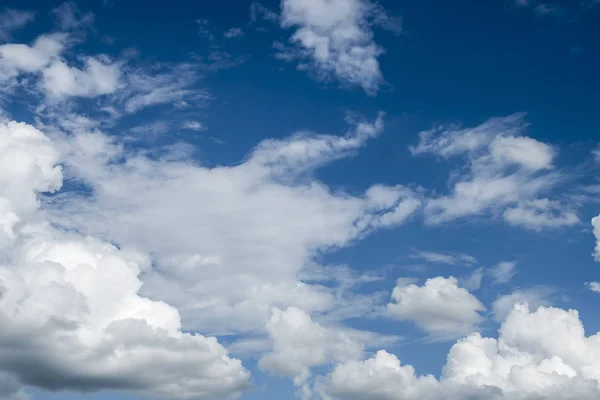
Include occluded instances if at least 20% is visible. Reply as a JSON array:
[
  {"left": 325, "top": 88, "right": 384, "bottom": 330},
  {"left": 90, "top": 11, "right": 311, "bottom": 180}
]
[
  {"left": 259, "top": 307, "right": 363, "bottom": 385},
  {"left": 0, "top": 8, "right": 34, "bottom": 42},
  {"left": 386, "top": 277, "right": 485, "bottom": 339},
  {"left": 411, "top": 113, "right": 577, "bottom": 229},
  {"left": 42, "top": 56, "right": 121, "bottom": 98},
  {"left": 322, "top": 349, "right": 439, "bottom": 400},
  {"left": 0, "top": 33, "right": 65, "bottom": 76},
  {"left": 586, "top": 282, "right": 600, "bottom": 293},
  {"left": 0, "top": 120, "right": 250, "bottom": 400},
  {"left": 321, "top": 304, "right": 600, "bottom": 400},
  {"left": 489, "top": 261, "right": 517, "bottom": 285},
  {"left": 45, "top": 114, "right": 420, "bottom": 338},
  {"left": 278, "top": 0, "right": 391, "bottom": 94}
]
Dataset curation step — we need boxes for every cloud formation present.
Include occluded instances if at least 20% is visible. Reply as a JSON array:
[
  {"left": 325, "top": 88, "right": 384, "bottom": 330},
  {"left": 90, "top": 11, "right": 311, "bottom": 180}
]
[
  {"left": 411, "top": 113, "right": 579, "bottom": 229},
  {"left": 322, "top": 304, "right": 600, "bottom": 400},
  {"left": 0, "top": 120, "right": 249, "bottom": 400},
  {"left": 277, "top": 0, "right": 392, "bottom": 94},
  {"left": 386, "top": 277, "right": 485, "bottom": 339}
]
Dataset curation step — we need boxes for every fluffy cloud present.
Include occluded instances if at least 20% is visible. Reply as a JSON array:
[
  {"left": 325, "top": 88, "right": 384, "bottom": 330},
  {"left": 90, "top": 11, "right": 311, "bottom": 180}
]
[
  {"left": 586, "top": 282, "right": 600, "bottom": 293},
  {"left": 45, "top": 113, "right": 420, "bottom": 340},
  {"left": 278, "top": 0, "right": 390, "bottom": 94},
  {"left": 42, "top": 56, "right": 121, "bottom": 98},
  {"left": 259, "top": 307, "right": 363, "bottom": 386},
  {"left": 386, "top": 277, "right": 485, "bottom": 339},
  {"left": 0, "top": 120, "right": 249, "bottom": 400},
  {"left": 0, "top": 33, "right": 65, "bottom": 76},
  {"left": 321, "top": 304, "right": 600, "bottom": 400},
  {"left": 410, "top": 113, "right": 578, "bottom": 229}
]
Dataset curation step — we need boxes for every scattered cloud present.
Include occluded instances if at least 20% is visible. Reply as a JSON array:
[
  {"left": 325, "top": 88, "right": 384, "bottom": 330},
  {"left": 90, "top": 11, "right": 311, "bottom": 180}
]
[
  {"left": 586, "top": 282, "right": 600, "bottom": 293},
  {"left": 488, "top": 261, "right": 517, "bottom": 284},
  {"left": 277, "top": 0, "right": 394, "bottom": 94},
  {"left": 411, "top": 113, "right": 578, "bottom": 229},
  {"left": 183, "top": 120, "right": 205, "bottom": 131},
  {"left": 0, "top": 8, "right": 34, "bottom": 42},
  {"left": 50, "top": 1, "right": 94, "bottom": 31},
  {"left": 409, "top": 250, "right": 477, "bottom": 266},
  {"left": 249, "top": 2, "right": 279, "bottom": 23},
  {"left": 224, "top": 27, "right": 245, "bottom": 38},
  {"left": 386, "top": 277, "right": 485, "bottom": 339}
]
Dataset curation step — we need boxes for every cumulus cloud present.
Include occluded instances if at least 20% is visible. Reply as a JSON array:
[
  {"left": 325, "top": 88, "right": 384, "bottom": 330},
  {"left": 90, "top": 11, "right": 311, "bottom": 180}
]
[
  {"left": 411, "top": 113, "right": 578, "bottom": 229},
  {"left": 259, "top": 307, "right": 363, "bottom": 386},
  {"left": 0, "top": 120, "right": 250, "bottom": 400},
  {"left": 321, "top": 304, "right": 600, "bottom": 400},
  {"left": 386, "top": 277, "right": 485, "bottom": 339},
  {"left": 277, "top": 0, "right": 393, "bottom": 94}
]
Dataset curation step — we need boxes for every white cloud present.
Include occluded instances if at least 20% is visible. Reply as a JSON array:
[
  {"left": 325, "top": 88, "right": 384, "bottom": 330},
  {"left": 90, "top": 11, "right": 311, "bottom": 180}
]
[
  {"left": 411, "top": 113, "right": 577, "bottom": 229},
  {"left": 0, "top": 33, "right": 66, "bottom": 75},
  {"left": 182, "top": 120, "right": 205, "bottom": 131},
  {"left": 586, "top": 282, "right": 600, "bottom": 293},
  {"left": 45, "top": 114, "right": 420, "bottom": 339},
  {"left": 0, "top": 9, "right": 34, "bottom": 42},
  {"left": 278, "top": 0, "right": 391, "bottom": 94},
  {"left": 224, "top": 27, "right": 245, "bottom": 38},
  {"left": 503, "top": 199, "right": 579, "bottom": 230},
  {"left": 593, "top": 216, "right": 600, "bottom": 262},
  {"left": 409, "top": 250, "right": 477, "bottom": 266},
  {"left": 321, "top": 303, "right": 600, "bottom": 400},
  {"left": 491, "top": 287, "right": 555, "bottom": 322},
  {"left": 259, "top": 307, "right": 363, "bottom": 386},
  {"left": 489, "top": 261, "right": 517, "bottom": 284},
  {"left": 0, "top": 120, "right": 250, "bottom": 400},
  {"left": 386, "top": 277, "right": 485, "bottom": 339},
  {"left": 42, "top": 56, "right": 121, "bottom": 98}
]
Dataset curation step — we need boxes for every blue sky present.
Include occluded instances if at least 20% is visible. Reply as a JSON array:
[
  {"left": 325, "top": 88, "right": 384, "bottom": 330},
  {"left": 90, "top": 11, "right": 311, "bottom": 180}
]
[{"left": 0, "top": 1, "right": 600, "bottom": 400}]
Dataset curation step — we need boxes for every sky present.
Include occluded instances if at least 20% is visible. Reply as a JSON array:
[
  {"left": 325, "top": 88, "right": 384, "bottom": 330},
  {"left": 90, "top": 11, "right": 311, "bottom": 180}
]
[{"left": 0, "top": 0, "right": 600, "bottom": 400}]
